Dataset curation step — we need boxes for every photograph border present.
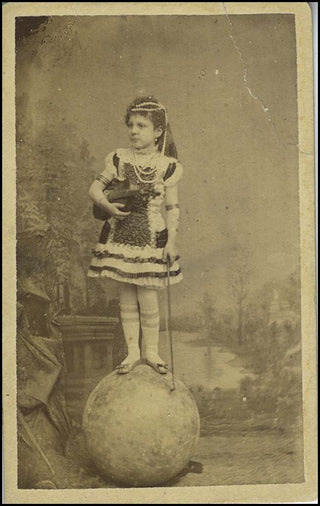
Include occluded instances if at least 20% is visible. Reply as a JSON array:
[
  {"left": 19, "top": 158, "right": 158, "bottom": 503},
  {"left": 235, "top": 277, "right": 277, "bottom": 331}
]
[{"left": 3, "top": 2, "right": 316, "bottom": 503}]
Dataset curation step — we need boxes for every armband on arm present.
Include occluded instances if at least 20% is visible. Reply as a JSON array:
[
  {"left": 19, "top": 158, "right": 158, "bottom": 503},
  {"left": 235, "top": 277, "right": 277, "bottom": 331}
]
[{"left": 95, "top": 174, "right": 111, "bottom": 186}]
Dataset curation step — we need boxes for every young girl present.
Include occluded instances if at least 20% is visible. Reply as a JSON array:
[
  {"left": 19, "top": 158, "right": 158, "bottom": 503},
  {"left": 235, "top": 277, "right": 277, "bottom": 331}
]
[{"left": 88, "top": 96, "right": 183, "bottom": 374}]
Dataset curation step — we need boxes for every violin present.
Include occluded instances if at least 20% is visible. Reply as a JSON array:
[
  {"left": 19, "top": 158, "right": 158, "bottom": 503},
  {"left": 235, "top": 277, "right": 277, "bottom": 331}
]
[{"left": 93, "top": 177, "right": 157, "bottom": 221}]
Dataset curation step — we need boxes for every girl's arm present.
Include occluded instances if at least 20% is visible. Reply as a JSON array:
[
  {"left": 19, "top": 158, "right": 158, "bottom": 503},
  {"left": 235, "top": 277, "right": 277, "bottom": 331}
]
[
  {"left": 89, "top": 180, "right": 130, "bottom": 219},
  {"left": 89, "top": 151, "right": 130, "bottom": 217},
  {"left": 89, "top": 151, "right": 130, "bottom": 219},
  {"left": 89, "top": 153, "right": 115, "bottom": 209},
  {"left": 163, "top": 184, "right": 180, "bottom": 265},
  {"left": 89, "top": 180, "right": 110, "bottom": 208},
  {"left": 165, "top": 184, "right": 180, "bottom": 242}
]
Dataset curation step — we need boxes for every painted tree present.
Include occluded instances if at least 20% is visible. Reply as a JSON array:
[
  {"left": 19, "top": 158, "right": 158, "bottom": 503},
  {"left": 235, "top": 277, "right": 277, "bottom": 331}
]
[
  {"left": 199, "top": 291, "right": 217, "bottom": 341},
  {"left": 16, "top": 93, "right": 98, "bottom": 311},
  {"left": 16, "top": 17, "right": 104, "bottom": 313},
  {"left": 228, "top": 246, "right": 252, "bottom": 345}
]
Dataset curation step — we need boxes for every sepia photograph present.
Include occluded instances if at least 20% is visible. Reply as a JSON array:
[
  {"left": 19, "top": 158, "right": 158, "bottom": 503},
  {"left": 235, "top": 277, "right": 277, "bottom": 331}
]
[{"left": 3, "top": 2, "right": 317, "bottom": 504}]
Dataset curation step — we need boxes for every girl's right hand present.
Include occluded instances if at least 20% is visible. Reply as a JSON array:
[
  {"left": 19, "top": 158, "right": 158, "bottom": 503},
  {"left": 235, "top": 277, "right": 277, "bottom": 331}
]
[{"left": 105, "top": 201, "right": 131, "bottom": 220}]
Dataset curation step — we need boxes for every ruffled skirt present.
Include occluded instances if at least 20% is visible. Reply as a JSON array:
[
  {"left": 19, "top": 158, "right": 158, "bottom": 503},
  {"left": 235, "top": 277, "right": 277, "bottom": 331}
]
[{"left": 88, "top": 233, "right": 183, "bottom": 290}]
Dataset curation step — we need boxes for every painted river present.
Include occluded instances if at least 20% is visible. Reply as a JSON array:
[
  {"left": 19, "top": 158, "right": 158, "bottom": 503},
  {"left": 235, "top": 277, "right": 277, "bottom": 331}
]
[{"left": 158, "top": 331, "right": 250, "bottom": 390}]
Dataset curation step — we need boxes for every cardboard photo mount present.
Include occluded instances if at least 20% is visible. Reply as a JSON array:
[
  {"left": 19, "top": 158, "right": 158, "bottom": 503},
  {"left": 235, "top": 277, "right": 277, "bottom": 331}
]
[{"left": 3, "top": 2, "right": 317, "bottom": 504}]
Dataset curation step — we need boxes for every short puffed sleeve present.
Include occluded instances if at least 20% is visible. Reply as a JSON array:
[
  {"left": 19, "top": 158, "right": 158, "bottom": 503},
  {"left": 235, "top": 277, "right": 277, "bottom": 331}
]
[
  {"left": 95, "top": 151, "right": 120, "bottom": 187},
  {"left": 163, "top": 160, "right": 183, "bottom": 187}
]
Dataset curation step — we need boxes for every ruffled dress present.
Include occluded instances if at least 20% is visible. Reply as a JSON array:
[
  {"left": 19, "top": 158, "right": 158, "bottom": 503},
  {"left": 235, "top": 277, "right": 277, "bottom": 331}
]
[{"left": 88, "top": 148, "right": 183, "bottom": 289}]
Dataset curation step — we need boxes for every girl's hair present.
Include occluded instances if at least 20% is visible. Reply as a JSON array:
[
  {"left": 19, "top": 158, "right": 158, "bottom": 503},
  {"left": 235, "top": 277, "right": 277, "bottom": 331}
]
[{"left": 125, "top": 96, "right": 178, "bottom": 158}]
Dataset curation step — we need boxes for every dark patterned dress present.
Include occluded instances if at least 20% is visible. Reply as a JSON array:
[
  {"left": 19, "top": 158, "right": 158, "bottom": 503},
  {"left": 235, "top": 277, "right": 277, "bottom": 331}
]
[{"left": 88, "top": 148, "right": 183, "bottom": 289}]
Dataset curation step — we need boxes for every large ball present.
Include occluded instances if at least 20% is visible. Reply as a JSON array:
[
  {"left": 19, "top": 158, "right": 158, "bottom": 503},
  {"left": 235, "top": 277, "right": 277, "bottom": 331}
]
[{"left": 83, "top": 364, "right": 200, "bottom": 487}]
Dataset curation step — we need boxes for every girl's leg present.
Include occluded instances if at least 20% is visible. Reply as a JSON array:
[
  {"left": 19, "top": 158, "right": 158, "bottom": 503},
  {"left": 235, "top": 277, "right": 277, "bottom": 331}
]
[
  {"left": 137, "top": 286, "right": 167, "bottom": 372},
  {"left": 119, "top": 282, "right": 141, "bottom": 367}
]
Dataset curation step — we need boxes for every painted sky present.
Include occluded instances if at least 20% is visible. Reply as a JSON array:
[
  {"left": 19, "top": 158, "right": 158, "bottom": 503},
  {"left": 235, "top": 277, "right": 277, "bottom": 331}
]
[{"left": 16, "top": 14, "right": 299, "bottom": 314}]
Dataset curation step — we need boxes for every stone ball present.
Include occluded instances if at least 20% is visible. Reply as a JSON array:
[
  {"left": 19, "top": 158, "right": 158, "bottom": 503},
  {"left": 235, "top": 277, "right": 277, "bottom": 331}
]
[{"left": 83, "top": 364, "right": 200, "bottom": 487}]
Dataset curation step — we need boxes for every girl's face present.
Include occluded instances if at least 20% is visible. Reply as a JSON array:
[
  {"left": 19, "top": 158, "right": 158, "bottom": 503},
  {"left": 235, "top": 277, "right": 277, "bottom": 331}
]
[{"left": 127, "top": 114, "right": 162, "bottom": 150}]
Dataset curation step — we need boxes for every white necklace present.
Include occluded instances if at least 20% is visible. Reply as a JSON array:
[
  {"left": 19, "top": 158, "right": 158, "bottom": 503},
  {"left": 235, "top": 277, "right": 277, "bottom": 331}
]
[
  {"left": 132, "top": 149, "right": 159, "bottom": 183},
  {"left": 133, "top": 149, "right": 158, "bottom": 169},
  {"left": 133, "top": 164, "right": 158, "bottom": 183}
]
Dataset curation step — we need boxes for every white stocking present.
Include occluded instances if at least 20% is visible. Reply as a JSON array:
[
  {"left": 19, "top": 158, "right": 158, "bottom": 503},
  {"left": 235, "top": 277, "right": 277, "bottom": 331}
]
[
  {"left": 137, "top": 286, "right": 164, "bottom": 365},
  {"left": 119, "top": 283, "right": 141, "bottom": 363}
]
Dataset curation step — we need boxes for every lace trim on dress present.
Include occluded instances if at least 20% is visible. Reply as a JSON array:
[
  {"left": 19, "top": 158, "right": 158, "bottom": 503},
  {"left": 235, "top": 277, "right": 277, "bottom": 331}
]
[
  {"left": 88, "top": 264, "right": 181, "bottom": 278},
  {"left": 91, "top": 249, "right": 180, "bottom": 263}
]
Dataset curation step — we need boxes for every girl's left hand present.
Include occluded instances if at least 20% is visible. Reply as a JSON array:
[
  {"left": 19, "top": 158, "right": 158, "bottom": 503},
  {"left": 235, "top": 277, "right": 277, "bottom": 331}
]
[{"left": 163, "top": 241, "right": 178, "bottom": 267}]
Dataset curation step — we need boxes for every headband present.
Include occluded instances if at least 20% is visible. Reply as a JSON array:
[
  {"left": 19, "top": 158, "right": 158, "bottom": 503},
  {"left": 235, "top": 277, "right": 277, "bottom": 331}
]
[{"left": 129, "top": 101, "right": 168, "bottom": 155}]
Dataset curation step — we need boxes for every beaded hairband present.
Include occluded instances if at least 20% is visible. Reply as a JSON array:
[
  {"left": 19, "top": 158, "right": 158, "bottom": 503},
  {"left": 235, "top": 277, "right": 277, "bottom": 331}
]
[{"left": 129, "top": 101, "right": 168, "bottom": 155}]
